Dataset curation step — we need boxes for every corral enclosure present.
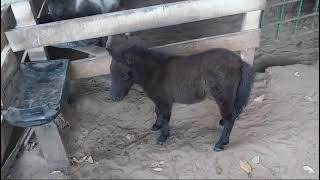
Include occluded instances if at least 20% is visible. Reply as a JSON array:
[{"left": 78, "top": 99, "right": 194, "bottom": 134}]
[{"left": 1, "top": 0, "right": 319, "bottom": 179}]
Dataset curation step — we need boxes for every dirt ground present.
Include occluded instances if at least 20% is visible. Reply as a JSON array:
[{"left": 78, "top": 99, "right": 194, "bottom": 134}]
[{"left": 4, "top": 0, "right": 319, "bottom": 179}]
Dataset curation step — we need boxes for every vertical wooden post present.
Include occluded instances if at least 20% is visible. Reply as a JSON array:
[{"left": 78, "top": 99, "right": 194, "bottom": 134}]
[
  {"left": 33, "top": 121, "right": 70, "bottom": 172},
  {"left": 11, "top": 1, "right": 48, "bottom": 61},
  {"left": 240, "top": 10, "right": 262, "bottom": 65},
  {"left": 10, "top": 1, "right": 70, "bottom": 172}
]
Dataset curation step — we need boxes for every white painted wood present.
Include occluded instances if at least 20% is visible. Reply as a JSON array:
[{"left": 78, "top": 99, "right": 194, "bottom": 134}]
[
  {"left": 1, "top": 46, "right": 19, "bottom": 103},
  {"left": 151, "top": 30, "right": 260, "bottom": 56},
  {"left": 0, "top": 120, "right": 13, "bottom": 165},
  {"left": 34, "top": 121, "right": 70, "bottom": 172},
  {"left": 1, "top": 128, "right": 31, "bottom": 179},
  {"left": 241, "top": 10, "right": 263, "bottom": 31},
  {"left": 1, "top": 4, "right": 15, "bottom": 52},
  {"left": 6, "top": 0, "right": 266, "bottom": 51},
  {"left": 70, "top": 53, "right": 112, "bottom": 80},
  {"left": 240, "top": 10, "right": 262, "bottom": 65},
  {"left": 10, "top": 1, "right": 48, "bottom": 61}
]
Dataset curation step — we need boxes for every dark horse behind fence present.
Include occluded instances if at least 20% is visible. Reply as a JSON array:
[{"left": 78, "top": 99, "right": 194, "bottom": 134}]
[
  {"left": 109, "top": 45, "right": 255, "bottom": 151},
  {"left": 39, "top": 0, "right": 121, "bottom": 48}
]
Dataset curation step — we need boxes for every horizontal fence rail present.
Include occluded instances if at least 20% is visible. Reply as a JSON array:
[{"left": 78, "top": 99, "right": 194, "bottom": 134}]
[{"left": 5, "top": 0, "right": 266, "bottom": 52}]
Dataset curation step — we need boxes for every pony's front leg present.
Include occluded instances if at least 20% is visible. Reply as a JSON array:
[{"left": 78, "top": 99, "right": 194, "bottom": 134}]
[
  {"left": 153, "top": 102, "right": 172, "bottom": 145},
  {"left": 152, "top": 106, "right": 163, "bottom": 131}
]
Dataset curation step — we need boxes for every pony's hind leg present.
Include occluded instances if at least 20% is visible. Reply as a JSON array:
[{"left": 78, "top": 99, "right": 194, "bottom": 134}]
[
  {"left": 212, "top": 86, "right": 237, "bottom": 151},
  {"left": 219, "top": 119, "right": 225, "bottom": 126}
]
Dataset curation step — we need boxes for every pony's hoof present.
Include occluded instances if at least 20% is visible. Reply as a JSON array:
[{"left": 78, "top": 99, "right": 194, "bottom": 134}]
[
  {"left": 219, "top": 119, "right": 224, "bottom": 126},
  {"left": 152, "top": 124, "right": 161, "bottom": 131},
  {"left": 157, "top": 135, "right": 168, "bottom": 145},
  {"left": 213, "top": 145, "right": 224, "bottom": 152}
]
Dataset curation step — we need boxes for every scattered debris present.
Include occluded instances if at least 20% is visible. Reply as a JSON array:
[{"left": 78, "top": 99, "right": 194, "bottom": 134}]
[
  {"left": 240, "top": 160, "right": 252, "bottom": 176},
  {"left": 86, "top": 155, "right": 94, "bottom": 164},
  {"left": 153, "top": 167, "right": 163, "bottom": 172},
  {"left": 294, "top": 71, "right": 301, "bottom": 77},
  {"left": 25, "top": 142, "right": 37, "bottom": 151},
  {"left": 97, "top": 138, "right": 103, "bottom": 143},
  {"left": 304, "top": 96, "right": 313, "bottom": 102},
  {"left": 216, "top": 166, "right": 223, "bottom": 175},
  {"left": 303, "top": 166, "right": 315, "bottom": 174},
  {"left": 151, "top": 160, "right": 166, "bottom": 172},
  {"left": 80, "top": 127, "right": 89, "bottom": 135},
  {"left": 252, "top": 156, "right": 260, "bottom": 164},
  {"left": 71, "top": 154, "right": 94, "bottom": 164},
  {"left": 254, "top": 95, "right": 265, "bottom": 103},
  {"left": 50, "top": 170, "right": 62, "bottom": 175},
  {"left": 125, "top": 134, "right": 135, "bottom": 141}
]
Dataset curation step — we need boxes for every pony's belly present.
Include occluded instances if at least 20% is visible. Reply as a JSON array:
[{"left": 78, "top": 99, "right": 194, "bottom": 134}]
[{"left": 174, "top": 92, "right": 207, "bottom": 104}]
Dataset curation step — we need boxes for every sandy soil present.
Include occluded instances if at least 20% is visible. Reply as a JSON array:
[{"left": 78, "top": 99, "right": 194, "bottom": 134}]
[
  {"left": 7, "top": 63, "right": 319, "bottom": 179},
  {"left": 3, "top": 0, "right": 319, "bottom": 179}
]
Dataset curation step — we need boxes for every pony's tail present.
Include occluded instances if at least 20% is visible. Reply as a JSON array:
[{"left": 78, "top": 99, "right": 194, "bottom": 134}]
[{"left": 234, "top": 61, "right": 255, "bottom": 118}]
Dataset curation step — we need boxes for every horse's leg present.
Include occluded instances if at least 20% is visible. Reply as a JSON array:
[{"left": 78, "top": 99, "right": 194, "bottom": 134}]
[
  {"left": 212, "top": 86, "right": 237, "bottom": 151},
  {"left": 154, "top": 102, "right": 172, "bottom": 145},
  {"left": 106, "top": 35, "right": 113, "bottom": 48},
  {"left": 152, "top": 106, "right": 163, "bottom": 131},
  {"left": 99, "top": 37, "right": 107, "bottom": 47},
  {"left": 219, "top": 119, "right": 225, "bottom": 126}
]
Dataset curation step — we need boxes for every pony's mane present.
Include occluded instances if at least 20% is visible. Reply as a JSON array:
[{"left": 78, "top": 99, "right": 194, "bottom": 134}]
[{"left": 121, "top": 45, "right": 172, "bottom": 65}]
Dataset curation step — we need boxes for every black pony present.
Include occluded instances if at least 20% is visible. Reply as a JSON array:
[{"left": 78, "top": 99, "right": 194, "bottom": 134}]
[{"left": 109, "top": 45, "right": 254, "bottom": 151}]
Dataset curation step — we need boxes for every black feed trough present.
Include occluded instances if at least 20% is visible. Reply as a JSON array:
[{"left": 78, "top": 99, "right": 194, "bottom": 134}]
[{"left": 3, "top": 59, "right": 70, "bottom": 128}]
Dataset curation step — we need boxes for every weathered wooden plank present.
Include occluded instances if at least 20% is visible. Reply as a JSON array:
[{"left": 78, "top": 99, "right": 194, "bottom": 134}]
[
  {"left": 1, "top": 128, "right": 31, "bottom": 178},
  {"left": 151, "top": 30, "right": 260, "bottom": 56},
  {"left": 240, "top": 10, "right": 262, "bottom": 65},
  {"left": 5, "top": 0, "right": 266, "bottom": 52},
  {"left": 0, "top": 44, "right": 26, "bottom": 173},
  {"left": 1, "top": 5, "right": 16, "bottom": 52},
  {"left": 72, "top": 45, "right": 109, "bottom": 57},
  {"left": 0, "top": 120, "right": 13, "bottom": 165},
  {"left": 10, "top": 1, "right": 48, "bottom": 61},
  {"left": 70, "top": 54, "right": 112, "bottom": 80},
  {"left": 36, "top": 0, "right": 48, "bottom": 19},
  {"left": 1, "top": 46, "right": 19, "bottom": 102},
  {"left": 31, "top": 0, "right": 46, "bottom": 18},
  {"left": 33, "top": 121, "right": 70, "bottom": 171}
]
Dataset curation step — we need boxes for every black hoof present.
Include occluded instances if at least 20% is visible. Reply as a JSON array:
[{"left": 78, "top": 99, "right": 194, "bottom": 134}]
[
  {"left": 152, "top": 124, "right": 162, "bottom": 131},
  {"left": 157, "top": 135, "right": 168, "bottom": 145},
  {"left": 214, "top": 140, "right": 229, "bottom": 152},
  {"left": 213, "top": 146, "right": 223, "bottom": 152},
  {"left": 219, "top": 119, "right": 224, "bottom": 126}
]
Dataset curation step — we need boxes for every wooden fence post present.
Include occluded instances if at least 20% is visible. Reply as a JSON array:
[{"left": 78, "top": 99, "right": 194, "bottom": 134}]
[
  {"left": 11, "top": 1, "right": 48, "bottom": 61},
  {"left": 241, "top": 10, "right": 262, "bottom": 65}
]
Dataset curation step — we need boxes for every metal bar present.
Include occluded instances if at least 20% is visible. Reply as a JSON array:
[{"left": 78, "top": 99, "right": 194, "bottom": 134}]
[
  {"left": 267, "top": 12, "right": 319, "bottom": 26},
  {"left": 275, "top": 0, "right": 286, "bottom": 39},
  {"left": 268, "top": 0, "right": 300, "bottom": 8},
  {"left": 292, "top": 0, "right": 304, "bottom": 35},
  {"left": 311, "top": 0, "right": 319, "bottom": 30},
  {"left": 295, "top": 28, "right": 319, "bottom": 37},
  {"left": 260, "top": 9, "right": 265, "bottom": 28}
]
